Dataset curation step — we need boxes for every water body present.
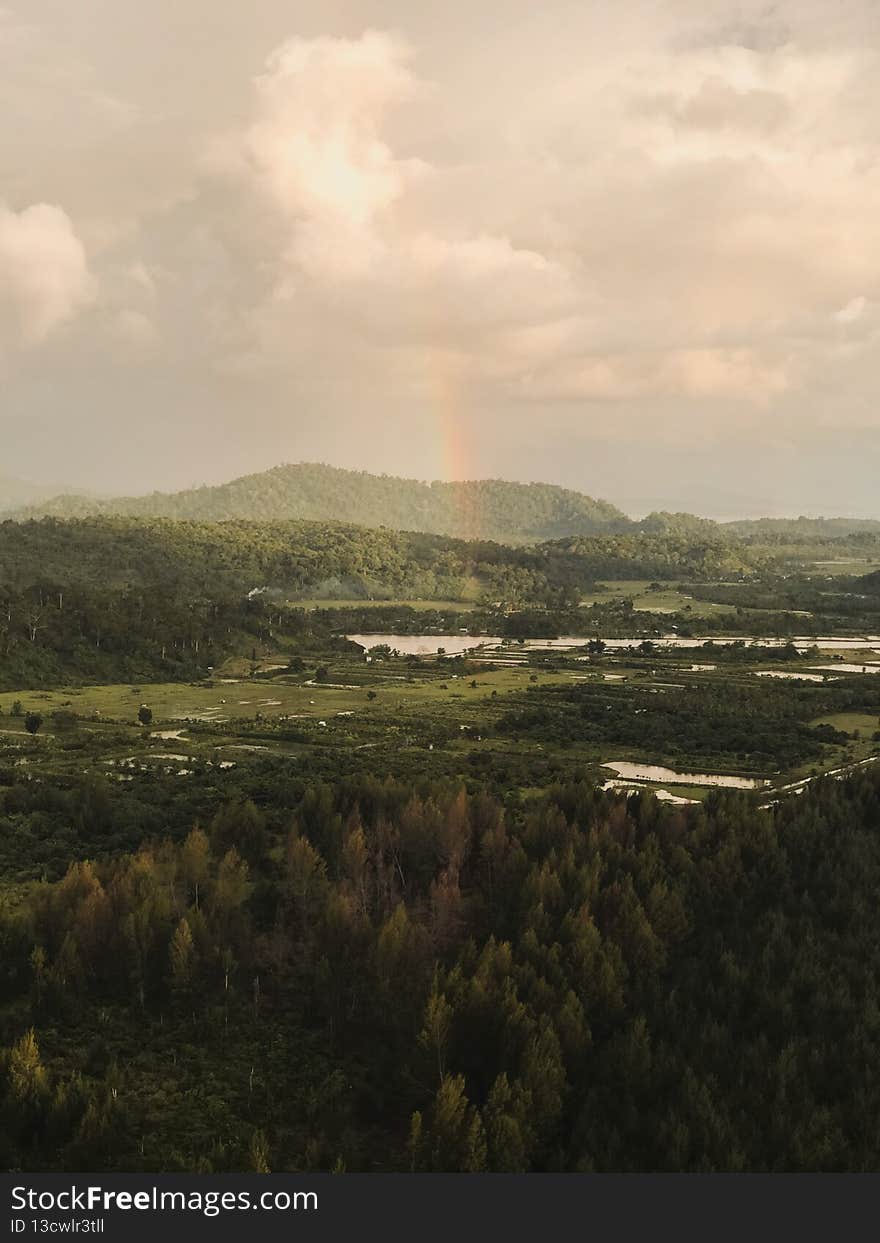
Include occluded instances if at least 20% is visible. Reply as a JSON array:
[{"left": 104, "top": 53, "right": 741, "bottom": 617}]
[
  {"left": 601, "top": 761, "right": 767, "bottom": 789},
  {"left": 601, "top": 780, "right": 698, "bottom": 804},
  {"left": 809, "top": 663, "right": 880, "bottom": 674},
  {"left": 347, "top": 633, "right": 880, "bottom": 656},
  {"left": 347, "top": 634, "right": 504, "bottom": 655},
  {"left": 597, "top": 636, "right": 880, "bottom": 652}
]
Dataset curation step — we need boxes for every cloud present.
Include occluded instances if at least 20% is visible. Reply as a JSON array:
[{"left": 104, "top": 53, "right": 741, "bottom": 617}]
[
  {"left": 499, "top": 346, "right": 790, "bottom": 404},
  {"left": 228, "top": 30, "right": 421, "bottom": 280},
  {"left": 834, "top": 295, "right": 868, "bottom": 324},
  {"left": 667, "top": 77, "right": 791, "bottom": 132},
  {"left": 195, "top": 15, "right": 879, "bottom": 408},
  {"left": 3, "top": 2, "right": 880, "bottom": 508},
  {"left": 220, "top": 30, "right": 577, "bottom": 360},
  {"left": 0, "top": 202, "right": 93, "bottom": 348}
]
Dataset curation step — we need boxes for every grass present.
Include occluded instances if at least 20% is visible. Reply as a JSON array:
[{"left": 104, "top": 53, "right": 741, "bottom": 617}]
[
  {"left": 0, "top": 665, "right": 578, "bottom": 726},
  {"left": 3, "top": 650, "right": 877, "bottom": 801},
  {"left": 808, "top": 712, "right": 880, "bottom": 736},
  {"left": 579, "top": 580, "right": 736, "bottom": 616}
]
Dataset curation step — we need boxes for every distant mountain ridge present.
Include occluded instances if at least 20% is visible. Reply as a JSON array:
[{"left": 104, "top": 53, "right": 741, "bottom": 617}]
[
  {"left": 14, "top": 462, "right": 632, "bottom": 542},
  {"left": 10, "top": 462, "right": 880, "bottom": 543}
]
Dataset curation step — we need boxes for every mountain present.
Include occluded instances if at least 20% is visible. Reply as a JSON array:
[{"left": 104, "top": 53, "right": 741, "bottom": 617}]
[
  {"left": 14, "top": 462, "right": 633, "bottom": 542},
  {"left": 13, "top": 463, "right": 880, "bottom": 543}
]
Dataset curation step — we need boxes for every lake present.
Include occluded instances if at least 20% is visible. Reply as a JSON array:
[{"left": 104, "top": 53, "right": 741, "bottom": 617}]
[{"left": 346, "top": 633, "right": 880, "bottom": 656}]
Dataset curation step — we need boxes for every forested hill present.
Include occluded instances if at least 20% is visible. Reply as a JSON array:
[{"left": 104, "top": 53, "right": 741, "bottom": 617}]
[
  {"left": 16, "top": 463, "right": 880, "bottom": 541},
  {"left": 0, "top": 515, "right": 795, "bottom": 603},
  {"left": 14, "top": 463, "right": 632, "bottom": 543},
  {"left": 724, "top": 516, "right": 880, "bottom": 539},
  {"left": 639, "top": 512, "right": 880, "bottom": 539}
]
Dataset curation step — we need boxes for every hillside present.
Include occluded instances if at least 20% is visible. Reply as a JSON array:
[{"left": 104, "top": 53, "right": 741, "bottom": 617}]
[
  {"left": 16, "top": 462, "right": 632, "bottom": 542},
  {"left": 0, "top": 515, "right": 802, "bottom": 689}
]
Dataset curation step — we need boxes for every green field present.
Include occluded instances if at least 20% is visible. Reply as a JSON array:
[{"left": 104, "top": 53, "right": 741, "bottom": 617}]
[
  {"left": 579, "top": 580, "right": 736, "bottom": 616},
  {"left": 0, "top": 665, "right": 583, "bottom": 726},
  {"left": 3, "top": 644, "right": 878, "bottom": 804},
  {"left": 809, "top": 712, "right": 880, "bottom": 736}
]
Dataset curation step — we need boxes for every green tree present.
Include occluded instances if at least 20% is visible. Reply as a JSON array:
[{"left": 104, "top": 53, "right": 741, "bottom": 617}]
[
  {"left": 427, "top": 1074, "right": 487, "bottom": 1172},
  {"left": 8, "top": 1029, "right": 48, "bottom": 1103},
  {"left": 180, "top": 827, "right": 210, "bottom": 910}
]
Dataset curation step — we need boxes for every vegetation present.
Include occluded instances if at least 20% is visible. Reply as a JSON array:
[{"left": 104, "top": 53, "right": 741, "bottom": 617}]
[
  {"left": 13, "top": 463, "right": 631, "bottom": 543},
  {"left": 3, "top": 768, "right": 880, "bottom": 1172},
  {"left": 15, "top": 463, "right": 880, "bottom": 548},
  {"left": 2, "top": 500, "right": 880, "bottom": 1173},
  {"left": 3, "top": 515, "right": 879, "bottom": 692}
]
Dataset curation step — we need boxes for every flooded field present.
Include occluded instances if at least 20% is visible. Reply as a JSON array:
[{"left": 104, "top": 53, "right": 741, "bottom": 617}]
[
  {"left": 601, "top": 761, "right": 767, "bottom": 790},
  {"left": 809, "top": 663, "right": 880, "bottom": 674}
]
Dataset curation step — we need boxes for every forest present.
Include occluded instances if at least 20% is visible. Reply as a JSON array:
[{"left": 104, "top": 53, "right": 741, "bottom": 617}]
[{"left": 3, "top": 768, "right": 880, "bottom": 1172}]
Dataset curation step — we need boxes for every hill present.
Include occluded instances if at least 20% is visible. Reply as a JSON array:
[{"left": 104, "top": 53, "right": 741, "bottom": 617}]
[
  {"left": 724, "top": 516, "right": 880, "bottom": 539},
  {"left": 15, "top": 462, "right": 632, "bottom": 542}
]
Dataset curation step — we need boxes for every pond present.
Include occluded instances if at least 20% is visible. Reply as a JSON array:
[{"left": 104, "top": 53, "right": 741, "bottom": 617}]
[
  {"left": 601, "top": 780, "right": 698, "bottom": 804},
  {"left": 601, "top": 760, "right": 767, "bottom": 789},
  {"left": 809, "top": 663, "right": 880, "bottom": 674}
]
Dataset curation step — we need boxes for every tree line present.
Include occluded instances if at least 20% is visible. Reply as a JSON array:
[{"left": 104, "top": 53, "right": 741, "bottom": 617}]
[{"left": 4, "top": 768, "right": 880, "bottom": 1171}]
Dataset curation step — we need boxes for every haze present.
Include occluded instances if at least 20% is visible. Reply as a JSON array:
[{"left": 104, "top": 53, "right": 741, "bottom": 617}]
[{"left": 2, "top": 0, "right": 878, "bottom": 519}]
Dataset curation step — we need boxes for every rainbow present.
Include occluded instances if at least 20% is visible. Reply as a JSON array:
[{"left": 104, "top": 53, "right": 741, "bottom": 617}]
[{"left": 427, "top": 365, "right": 482, "bottom": 540}]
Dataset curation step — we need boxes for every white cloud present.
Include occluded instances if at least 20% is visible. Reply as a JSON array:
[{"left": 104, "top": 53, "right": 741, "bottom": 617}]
[
  {"left": 0, "top": 202, "right": 93, "bottom": 348},
  {"left": 834, "top": 295, "right": 868, "bottom": 324},
  {"left": 223, "top": 30, "right": 578, "bottom": 360}
]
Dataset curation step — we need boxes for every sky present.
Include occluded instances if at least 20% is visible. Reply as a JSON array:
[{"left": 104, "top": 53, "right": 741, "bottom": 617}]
[{"left": 1, "top": 0, "right": 879, "bottom": 519}]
